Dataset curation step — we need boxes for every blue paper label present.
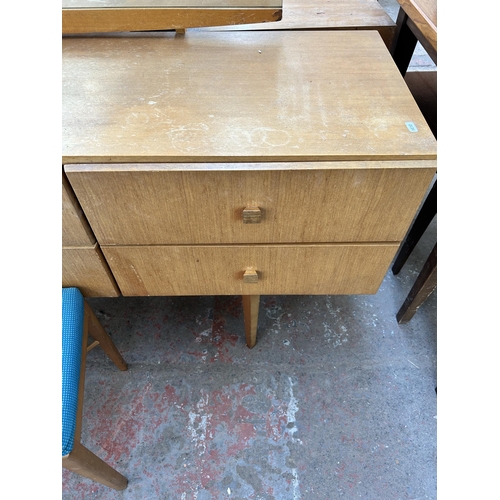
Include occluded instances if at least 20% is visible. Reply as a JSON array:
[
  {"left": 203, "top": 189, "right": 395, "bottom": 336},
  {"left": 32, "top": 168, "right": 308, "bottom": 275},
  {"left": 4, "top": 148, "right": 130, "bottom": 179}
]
[{"left": 405, "top": 121, "right": 418, "bottom": 132}]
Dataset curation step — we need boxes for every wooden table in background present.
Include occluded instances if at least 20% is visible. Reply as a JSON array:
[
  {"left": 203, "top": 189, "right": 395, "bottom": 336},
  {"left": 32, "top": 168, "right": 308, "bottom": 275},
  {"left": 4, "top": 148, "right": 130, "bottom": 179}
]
[
  {"left": 390, "top": 0, "right": 437, "bottom": 75},
  {"left": 198, "top": 0, "right": 396, "bottom": 48},
  {"left": 62, "top": 0, "right": 283, "bottom": 34},
  {"left": 389, "top": 0, "right": 437, "bottom": 324}
]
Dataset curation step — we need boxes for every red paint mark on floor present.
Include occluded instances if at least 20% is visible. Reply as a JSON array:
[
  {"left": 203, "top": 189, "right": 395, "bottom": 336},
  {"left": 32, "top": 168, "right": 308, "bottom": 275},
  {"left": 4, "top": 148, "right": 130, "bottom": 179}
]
[
  {"left": 167, "top": 384, "right": 258, "bottom": 496},
  {"left": 188, "top": 300, "right": 240, "bottom": 362},
  {"left": 266, "top": 401, "right": 289, "bottom": 442}
]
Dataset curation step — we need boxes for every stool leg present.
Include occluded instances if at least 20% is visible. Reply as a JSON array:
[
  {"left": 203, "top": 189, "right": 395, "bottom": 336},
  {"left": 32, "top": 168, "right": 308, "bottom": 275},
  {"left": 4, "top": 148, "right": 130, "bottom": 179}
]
[
  {"left": 63, "top": 442, "right": 128, "bottom": 491},
  {"left": 243, "top": 295, "right": 260, "bottom": 349},
  {"left": 84, "top": 303, "right": 128, "bottom": 371},
  {"left": 397, "top": 244, "right": 437, "bottom": 324}
]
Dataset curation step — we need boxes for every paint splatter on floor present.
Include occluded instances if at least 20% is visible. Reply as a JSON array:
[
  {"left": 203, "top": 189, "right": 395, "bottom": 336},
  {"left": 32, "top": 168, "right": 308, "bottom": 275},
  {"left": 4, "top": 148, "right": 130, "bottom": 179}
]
[{"left": 63, "top": 283, "right": 436, "bottom": 499}]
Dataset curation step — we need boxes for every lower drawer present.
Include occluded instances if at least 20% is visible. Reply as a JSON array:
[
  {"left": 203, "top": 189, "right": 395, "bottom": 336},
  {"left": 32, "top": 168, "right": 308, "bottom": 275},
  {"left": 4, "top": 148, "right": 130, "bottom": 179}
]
[
  {"left": 102, "top": 244, "right": 399, "bottom": 296},
  {"left": 63, "top": 244, "right": 120, "bottom": 297}
]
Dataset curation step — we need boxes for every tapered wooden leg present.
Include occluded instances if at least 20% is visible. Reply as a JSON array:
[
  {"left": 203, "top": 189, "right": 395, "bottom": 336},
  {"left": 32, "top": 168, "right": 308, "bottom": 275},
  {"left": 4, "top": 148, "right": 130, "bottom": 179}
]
[
  {"left": 397, "top": 244, "right": 437, "bottom": 324},
  {"left": 242, "top": 295, "right": 260, "bottom": 349},
  {"left": 85, "top": 303, "right": 128, "bottom": 371},
  {"left": 63, "top": 442, "right": 128, "bottom": 490}
]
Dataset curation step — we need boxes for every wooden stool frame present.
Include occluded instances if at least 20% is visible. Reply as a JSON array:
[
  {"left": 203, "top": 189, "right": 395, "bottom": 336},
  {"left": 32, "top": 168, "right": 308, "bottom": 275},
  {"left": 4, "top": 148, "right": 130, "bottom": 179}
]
[{"left": 62, "top": 301, "right": 128, "bottom": 490}]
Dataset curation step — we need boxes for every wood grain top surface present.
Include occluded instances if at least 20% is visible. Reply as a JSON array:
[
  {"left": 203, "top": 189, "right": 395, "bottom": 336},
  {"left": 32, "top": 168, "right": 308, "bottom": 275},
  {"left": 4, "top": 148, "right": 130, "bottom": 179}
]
[
  {"left": 63, "top": 0, "right": 280, "bottom": 6},
  {"left": 62, "top": 31, "right": 437, "bottom": 163},
  {"left": 200, "top": 0, "right": 395, "bottom": 31}
]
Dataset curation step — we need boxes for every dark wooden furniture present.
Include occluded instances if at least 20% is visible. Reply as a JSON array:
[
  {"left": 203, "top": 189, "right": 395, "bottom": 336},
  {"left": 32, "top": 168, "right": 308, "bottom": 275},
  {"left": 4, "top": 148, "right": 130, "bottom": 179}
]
[
  {"left": 390, "top": 0, "right": 436, "bottom": 75},
  {"left": 396, "top": 243, "right": 436, "bottom": 323},
  {"left": 392, "top": 69, "right": 437, "bottom": 324}
]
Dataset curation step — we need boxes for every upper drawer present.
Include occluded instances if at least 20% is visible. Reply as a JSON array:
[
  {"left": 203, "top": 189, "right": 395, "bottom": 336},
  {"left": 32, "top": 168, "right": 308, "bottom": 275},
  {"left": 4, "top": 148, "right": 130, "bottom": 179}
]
[
  {"left": 65, "top": 162, "right": 435, "bottom": 245},
  {"left": 62, "top": 171, "right": 95, "bottom": 246}
]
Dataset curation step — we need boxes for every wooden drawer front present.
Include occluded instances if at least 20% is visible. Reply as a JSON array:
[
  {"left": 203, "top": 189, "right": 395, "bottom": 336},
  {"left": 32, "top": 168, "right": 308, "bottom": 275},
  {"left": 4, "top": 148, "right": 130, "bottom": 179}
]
[
  {"left": 102, "top": 244, "right": 398, "bottom": 296},
  {"left": 62, "top": 172, "right": 95, "bottom": 246},
  {"left": 66, "top": 166, "right": 434, "bottom": 245},
  {"left": 63, "top": 244, "right": 120, "bottom": 297}
]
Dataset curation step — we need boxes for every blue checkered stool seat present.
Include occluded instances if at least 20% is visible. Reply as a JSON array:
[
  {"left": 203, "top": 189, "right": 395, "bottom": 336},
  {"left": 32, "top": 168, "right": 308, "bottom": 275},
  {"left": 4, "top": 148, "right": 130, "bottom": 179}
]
[
  {"left": 62, "top": 287, "right": 85, "bottom": 457},
  {"left": 62, "top": 287, "right": 128, "bottom": 490}
]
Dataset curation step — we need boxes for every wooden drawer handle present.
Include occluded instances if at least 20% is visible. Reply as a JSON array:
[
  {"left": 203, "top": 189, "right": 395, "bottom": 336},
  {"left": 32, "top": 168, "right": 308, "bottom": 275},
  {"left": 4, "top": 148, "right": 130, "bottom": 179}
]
[
  {"left": 243, "top": 268, "right": 259, "bottom": 284},
  {"left": 242, "top": 206, "right": 261, "bottom": 224}
]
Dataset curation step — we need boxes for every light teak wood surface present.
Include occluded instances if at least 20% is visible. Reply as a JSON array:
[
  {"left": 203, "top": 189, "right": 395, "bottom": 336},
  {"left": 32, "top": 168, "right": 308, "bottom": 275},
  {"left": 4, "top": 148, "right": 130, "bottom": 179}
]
[
  {"left": 63, "top": 0, "right": 282, "bottom": 34},
  {"left": 199, "top": 0, "right": 395, "bottom": 47},
  {"left": 197, "top": 0, "right": 396, "bottom": 47},
  {"left": 65, "top": 163, "right": 436, "bottom": 245},
  {"left": 62, "top": 30, "right": 437, "bottom": 347},
  {"left": 243, "top": 295, "right": 260, "bottom": 348},
  {"left": 101, "top": 244, "right": 399, "bottom": 296},
  {"left": 63, "top": 170, "right": 121, "bottom": 296},
  {"left": 62, "top": 171, "right": 95, "bottom": 246},
  {"left": 62, "top": 31, "right": 436, "bottom": 164},
  {"left": 63, "top": 0, "right": 279, "bottom": 5},
  {"left": 62, "top": 244, "right": 120, "bottom": 297},
  {"left": 63, "top": 9, "right": 282, "bottom": 34},
  {"left": 203, "top": 0, "right": 394, "bottom": 29}
]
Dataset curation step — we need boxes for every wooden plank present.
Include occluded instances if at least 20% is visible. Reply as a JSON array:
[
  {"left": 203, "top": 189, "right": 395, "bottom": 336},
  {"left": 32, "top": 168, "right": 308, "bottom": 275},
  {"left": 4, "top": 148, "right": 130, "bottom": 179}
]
[
  {"left": 198, "top": 0, "right": 395, "bottom": 48},
  {"left": 65, "top": 160, "right": 437, "bottom": 171},
  {"left": 101, "top": 243, "right": 399, "bottom": 296},
  {"left": 62, "top": 171, "right": 96, "bottom": 246},
  {"left": 202, "top": 0, "right": 394, "bottom": 29},
  {"left": 62, "top": 244, "right": 121, "bottom": 297},
  {"left": 63, "top": 0, "right": 280, "bottom": 6},
  {"left": 62, "top": 31, "right": 437, "bottom": 164},
  {"left": 65, "top": 165, "right": 435, "bottom": 245},
  {"left": 63, "top": 8, "right": 282, "bottom": 34}
]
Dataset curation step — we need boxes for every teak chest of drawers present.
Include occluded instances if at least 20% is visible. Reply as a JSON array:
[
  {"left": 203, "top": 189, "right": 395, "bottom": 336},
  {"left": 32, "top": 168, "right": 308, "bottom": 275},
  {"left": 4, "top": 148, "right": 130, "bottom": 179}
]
[{"left": 62, "top": 31, "right": 437, "bottom": 347}]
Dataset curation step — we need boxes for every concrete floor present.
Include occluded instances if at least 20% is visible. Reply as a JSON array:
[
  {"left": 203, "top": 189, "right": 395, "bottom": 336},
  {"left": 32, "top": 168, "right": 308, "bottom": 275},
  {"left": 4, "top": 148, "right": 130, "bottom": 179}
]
[
  {"left": 62, "top": 218, "right": 437, "bottom": 499},
  {"left": 62, "top": 2, "right": 437, "bottom": 498}
]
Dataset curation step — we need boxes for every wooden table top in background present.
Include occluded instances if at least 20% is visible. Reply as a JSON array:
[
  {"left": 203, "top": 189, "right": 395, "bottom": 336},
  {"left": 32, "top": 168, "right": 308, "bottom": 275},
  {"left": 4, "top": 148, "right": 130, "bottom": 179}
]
[
  {"left": 62, "top": 0, "right": 283, "bottom": 34},
  {"left": 199, "top": 0, "right": 395, "bottom": 31},
  {"left": 397, "top": 0, "right": 436, "bottom": 52},
  {"left": 62, "top": 31, "right": 436, "bottom": 164}
]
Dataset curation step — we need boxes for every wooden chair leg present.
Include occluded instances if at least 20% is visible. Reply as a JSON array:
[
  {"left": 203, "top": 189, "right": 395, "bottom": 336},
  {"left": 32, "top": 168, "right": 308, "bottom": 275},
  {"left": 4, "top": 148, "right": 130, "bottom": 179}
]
[
  {"left": 84, "top": 302, "right": 128, "bottom": 371},
  {"left": 63, "top": 442, "right": 128, "bottom": 491},
  {"left": 242, "top": 295, "right": 260, "bottom": 349},
  {"left": 397, "top": 244, "right": 437, "bottom": 324},
  {"left": 390, "top": 8, "right": 418, "bottom": 76},
  {"left": 63, "top": 289, "right": 128, "bottom": 491},
  {"left": 392, "top": 180, "right": 437, "bottom": 275}
]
